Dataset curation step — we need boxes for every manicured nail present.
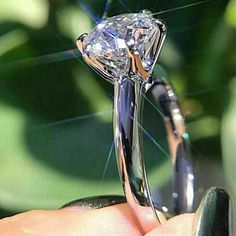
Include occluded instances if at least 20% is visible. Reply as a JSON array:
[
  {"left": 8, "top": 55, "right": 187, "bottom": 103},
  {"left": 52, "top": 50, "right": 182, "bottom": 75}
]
[
  {"left": 60, "top": 195, "right": 127, "bottom": 210},
  {"left": 193, "top": 187, "right": 233, "bottom": 236}
]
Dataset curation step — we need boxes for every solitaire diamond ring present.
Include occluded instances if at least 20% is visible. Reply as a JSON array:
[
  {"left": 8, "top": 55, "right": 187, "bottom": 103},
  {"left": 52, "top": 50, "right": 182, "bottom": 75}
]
[{"left": 77, "top": 10, "right": 194, "bottom": 229}]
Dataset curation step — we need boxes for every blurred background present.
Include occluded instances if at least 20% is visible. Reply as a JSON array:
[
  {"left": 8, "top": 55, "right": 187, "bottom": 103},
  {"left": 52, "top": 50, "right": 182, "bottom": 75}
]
[{"left": 0, "top": 0, "right": 235, "bottom": 224}]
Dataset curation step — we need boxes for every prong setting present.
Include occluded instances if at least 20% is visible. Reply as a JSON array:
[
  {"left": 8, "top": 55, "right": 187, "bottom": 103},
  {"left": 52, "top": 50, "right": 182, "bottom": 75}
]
[
  {"left": 133, "top": 50, "right": 150, "bottom": 80},
  {"left": 154, "top": 19, "right": 167, "bottom": 33},
  {"left": 76, "top": 11, "right": 166, "bottom": 83},
  {"left": 127, "top": 48, "right": 150, "bottom": 80},
  {"left": 76, "top": 33, "right": 88, "bottom": 54}
]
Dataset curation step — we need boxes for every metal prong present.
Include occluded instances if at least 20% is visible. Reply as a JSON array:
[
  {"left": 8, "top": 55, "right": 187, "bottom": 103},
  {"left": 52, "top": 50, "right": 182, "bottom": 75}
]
[
  {"left": 76, "top": 33, "right": 88, "bottom": 54},
  {"left": 127, "top": 48, "right": 150, "bottom": 80},
  {"left": 133, "top": 50, "right": 150, "bottom": 80},
  {"left": 84, "top": 54, "right": 105, "bottom": 73},
  {"left": 83, "top": 54, "right": 114, "bottom": 83},
  {"left": 149, "top": 20, "right": 166, "bottom": 69},
  {"left": 154, "top": 19, "right": 167, "bottom": 33},
  {"left": 127, "top": 48, "right": 136, "bottom": 74},
  {"left": 83, "top": 54, "right": 95, "bottom": 67},
  {"left": 77, "top": 33, "right": 114, "bottom": 82},
  {"left": 140, "top": 9, "right": 152, "bottom": 17}
]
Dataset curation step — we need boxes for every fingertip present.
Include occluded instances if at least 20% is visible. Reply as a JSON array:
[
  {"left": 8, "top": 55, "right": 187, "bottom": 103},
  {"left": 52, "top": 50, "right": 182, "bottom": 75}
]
[{"left": 146, "top": 213, "right": 195, "bottom": 236}]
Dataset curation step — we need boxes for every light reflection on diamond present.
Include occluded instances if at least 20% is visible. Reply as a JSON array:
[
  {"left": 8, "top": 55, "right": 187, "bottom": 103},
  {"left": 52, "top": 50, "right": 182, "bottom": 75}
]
[
  {"left": 94, "top": 43, "right": 102, "bottom": 51},
  {"left": 83, "top": 12, "right": 161, "bottom": 78},
  {"left": 97, "top": 22, "right": 106, "bottom": 29},
  {"left": 116, "top": 38, "right": 126, "bottom": 49}
]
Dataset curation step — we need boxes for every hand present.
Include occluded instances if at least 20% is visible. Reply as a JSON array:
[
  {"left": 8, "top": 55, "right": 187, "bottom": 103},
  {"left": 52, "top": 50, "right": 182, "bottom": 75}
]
[{"left": 0, "top": 203, "right": 194, "bottom": 236}]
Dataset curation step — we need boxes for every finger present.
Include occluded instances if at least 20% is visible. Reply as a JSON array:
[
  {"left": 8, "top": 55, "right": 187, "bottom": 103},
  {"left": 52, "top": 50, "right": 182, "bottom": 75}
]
[
  {"left": 0, "top": 204, "right": 142, "bottom": 236},
  {"left": 61, "top": 195, "right": 166, "bottom": 233},
  {"left": 64, "top": 203, "right": 166, "bottom": 235},
  {"left": 146, "top": 213, "right": 195, "bottom": 236}
]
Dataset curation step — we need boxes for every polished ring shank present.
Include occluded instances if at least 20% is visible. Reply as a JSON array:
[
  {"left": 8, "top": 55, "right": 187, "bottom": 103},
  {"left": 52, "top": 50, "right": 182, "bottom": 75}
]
[{"left": 114, "top": 77, "right": 159, "bottom": 227}]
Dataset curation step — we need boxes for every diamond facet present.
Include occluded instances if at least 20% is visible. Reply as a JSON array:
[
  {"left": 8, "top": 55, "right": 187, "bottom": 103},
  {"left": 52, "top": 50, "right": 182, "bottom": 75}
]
[{"left": 82, "top": 11, "right": 164, "bottom": 79}]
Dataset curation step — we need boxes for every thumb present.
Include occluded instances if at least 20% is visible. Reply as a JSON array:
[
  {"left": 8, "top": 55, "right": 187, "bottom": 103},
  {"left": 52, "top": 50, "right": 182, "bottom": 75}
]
[{"left": 146, "top": 213, "right": 194, "bottom": 236}]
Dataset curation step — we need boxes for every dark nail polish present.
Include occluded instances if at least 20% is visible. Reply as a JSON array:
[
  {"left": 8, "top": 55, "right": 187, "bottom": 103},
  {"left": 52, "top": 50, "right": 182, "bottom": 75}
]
[
  {"left": 60, "top": 195, "right": 127, "bottom": 210},
  {"left": 193, "top": 187, "right": 233, "bottom": 236}
]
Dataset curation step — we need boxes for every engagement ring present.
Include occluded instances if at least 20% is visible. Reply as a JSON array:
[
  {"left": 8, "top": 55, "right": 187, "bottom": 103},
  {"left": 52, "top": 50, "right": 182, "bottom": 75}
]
[{"left": 77, "top": 10, "right": 194, "bottom": 229}]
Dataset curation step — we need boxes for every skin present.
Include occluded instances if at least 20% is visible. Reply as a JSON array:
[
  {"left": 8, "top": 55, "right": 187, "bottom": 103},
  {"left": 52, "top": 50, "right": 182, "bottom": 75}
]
[{"left": 0, "top": 204, "right": 194, "bottom": 236}]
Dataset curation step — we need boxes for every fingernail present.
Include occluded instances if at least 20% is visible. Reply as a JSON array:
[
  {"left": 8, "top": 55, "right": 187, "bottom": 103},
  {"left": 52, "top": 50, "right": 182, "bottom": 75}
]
[
  {"left": 60, "top": 195, "right": 127, "bottom": 210},
  {"left": 193, "top": 186, "right": 233, "bottom": 236}
]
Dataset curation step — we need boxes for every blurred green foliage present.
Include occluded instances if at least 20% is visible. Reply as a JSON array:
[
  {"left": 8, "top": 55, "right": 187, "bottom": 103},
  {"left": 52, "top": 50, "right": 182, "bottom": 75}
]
[{"left": 0, "top": 0, "right": 235, "bottom": 218}]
